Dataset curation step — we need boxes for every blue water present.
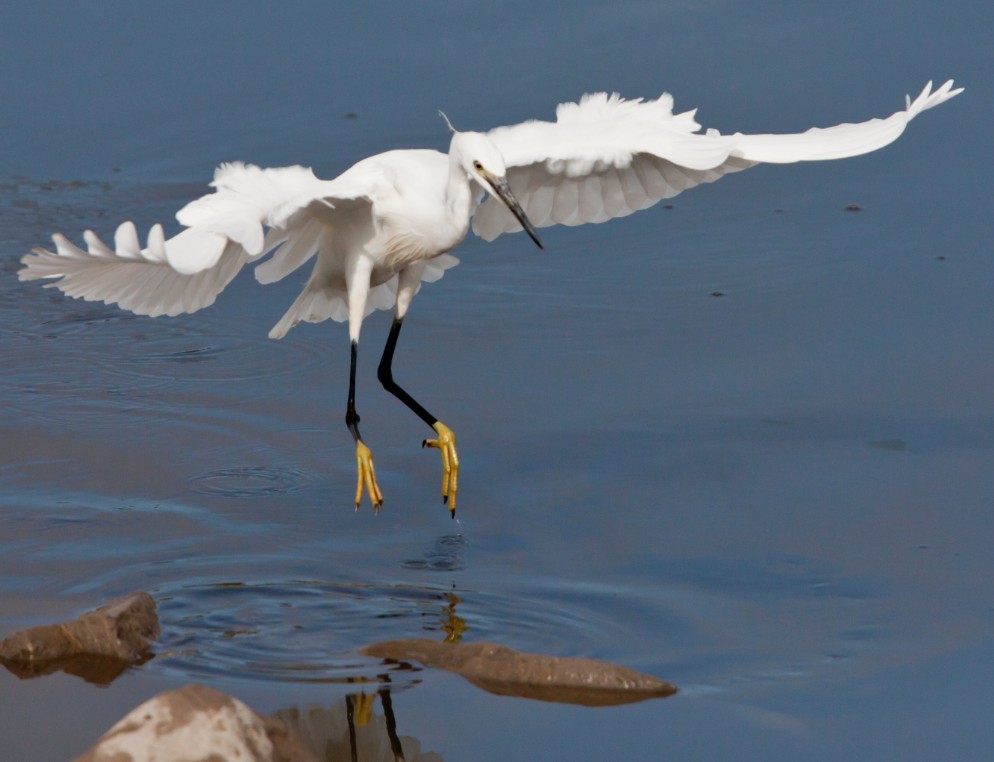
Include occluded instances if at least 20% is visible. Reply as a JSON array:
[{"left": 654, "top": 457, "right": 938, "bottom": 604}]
[{"left": 2, "top": 2, "right": 992, "bottom": 759}]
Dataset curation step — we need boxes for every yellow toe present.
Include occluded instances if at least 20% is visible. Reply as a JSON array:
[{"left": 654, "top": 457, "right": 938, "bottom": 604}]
[
  {"left": 423, "top": 421, "right": 459, "bottom": 515},
  {"left": 355, "top": 441, "right": 384, "bottom": 511}
]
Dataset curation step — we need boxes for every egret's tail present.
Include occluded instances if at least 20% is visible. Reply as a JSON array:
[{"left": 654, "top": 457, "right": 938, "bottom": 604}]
[
  {"left": 267, "top": 280, "right": 398, "bottom": 340},
  {"left": 267, "top": 253, "right": 460, "bottom": 340},
  {"left": 268, "top": 284, "right": 351, "bottom": 339}
]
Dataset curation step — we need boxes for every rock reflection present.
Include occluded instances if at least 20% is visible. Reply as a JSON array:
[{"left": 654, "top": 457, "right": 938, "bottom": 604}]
[{"left": 1, "top": 651, "right": 153, "bottom": 686}]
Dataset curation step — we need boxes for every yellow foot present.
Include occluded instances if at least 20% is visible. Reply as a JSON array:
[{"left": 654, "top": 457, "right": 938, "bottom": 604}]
[
  {"left": 423, "top": 421, "right": 459, "bottom": 515},
  {"left": 355, "top": 441, "right": 384, "bottom": 511}
]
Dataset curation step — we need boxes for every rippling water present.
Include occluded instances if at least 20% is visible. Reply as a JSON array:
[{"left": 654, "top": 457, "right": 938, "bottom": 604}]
[{"left": 2, "top": 2, "right": 993, "bottom": 760}]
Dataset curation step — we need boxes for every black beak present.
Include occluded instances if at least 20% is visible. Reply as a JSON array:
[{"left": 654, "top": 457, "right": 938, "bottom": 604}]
[{"left": 486, "top": 175, "right": 543, "bottom": 250}]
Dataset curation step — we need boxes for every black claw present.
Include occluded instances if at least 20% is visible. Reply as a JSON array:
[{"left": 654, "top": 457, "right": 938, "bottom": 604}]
[
  {"left": 450, "top": 508, "right": 457, "bottom": 519},
  {"left": 421, "top": 439, "right": 428, "bottom": 448},
  {"left": 442, "top": 494, "right": 447, "bottom": 505}
]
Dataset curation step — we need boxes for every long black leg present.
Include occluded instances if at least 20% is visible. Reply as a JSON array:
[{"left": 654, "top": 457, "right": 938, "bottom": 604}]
[
  {"left": 377, "top": 318, "right": 438, "bottom": 428},
  {"left": 346, "top": 339, "right": 364, "bottom": 442},
  {"left": 377, "top": 316, "right": 459, "bottom": 514},
  {"left": 347, "top": 339, "right": 383, "bottom": 509}
]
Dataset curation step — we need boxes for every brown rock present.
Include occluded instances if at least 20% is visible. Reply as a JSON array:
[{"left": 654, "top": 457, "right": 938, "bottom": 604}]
[
  {"left": 363, "top": 639, "right": 677, "bottom": 706},
  {"left": 0, "top": 592, "right": 158, "bottom": 684}
]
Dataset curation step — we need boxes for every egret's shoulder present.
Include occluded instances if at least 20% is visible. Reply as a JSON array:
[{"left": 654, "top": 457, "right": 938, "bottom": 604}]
[
  {"left": 346, "top": 148, "right": 447, "bottom": 174},
  {"left": 334, "top": 150, "right": 450, "bottom": 204}
]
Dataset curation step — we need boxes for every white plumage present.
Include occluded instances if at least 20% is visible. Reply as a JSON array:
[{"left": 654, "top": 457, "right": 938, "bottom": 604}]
[
  {"left": 474, "top": 80, "right": 961, "bottom": 239},
  {"left": 20, "top": 79, "right": 962, "bottom": 513}
]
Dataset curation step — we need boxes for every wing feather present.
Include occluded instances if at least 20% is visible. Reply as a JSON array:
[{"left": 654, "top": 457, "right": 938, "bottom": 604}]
[
  {"left": 600, "top": 168, "right": 626, "bottom": 219},
  {"left": 527, "top": 183, "right": 555, "bottom": 228},
  {"left": 20, "top": 225, "right": 248, "bottom": 318},
  {"left": 20, "top": 162, "right": 372, "bottom": 321},
  {"left": 254, "top": 212, "right": 324, "bottom": 285},
  {"left": 551, "top": 179, "right": 580, "bottom": 225},
  {"left": 618, "top": 165, "right": 649, "bottom": 213},
  {"left": 474, "top": 80, "right": 961, "bottom": 241},
  {"left": 577, "top": 175, "right": 607, "bottom": 223}
]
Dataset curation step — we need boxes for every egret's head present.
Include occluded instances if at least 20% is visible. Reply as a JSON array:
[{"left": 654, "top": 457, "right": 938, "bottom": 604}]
[
  {"left": 448, "top": 130, "right": 508, "bottom": 183},
  {"left": 448, "top": 129, "right": 543, "bottom": 249}
]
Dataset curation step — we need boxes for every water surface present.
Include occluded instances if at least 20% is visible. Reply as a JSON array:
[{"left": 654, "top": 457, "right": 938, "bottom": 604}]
[{"left": 2, "top": 2, "right": 992, "bottom": 759}]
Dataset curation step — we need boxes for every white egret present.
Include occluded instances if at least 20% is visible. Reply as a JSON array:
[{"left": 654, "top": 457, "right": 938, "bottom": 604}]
[{"left": 20, "top": 80, "right": 962, "bottom": 515}]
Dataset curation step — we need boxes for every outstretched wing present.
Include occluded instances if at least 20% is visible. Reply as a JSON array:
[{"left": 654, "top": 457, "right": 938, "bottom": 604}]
[
  {"left": 19, "top": 162, "right": 368, "bottom": 319},
  {"left": 473, "top": 80, "right": 962, "bottom": 241},
  {"left": 18, "top": 224, "right": 248, "bottom": 318}
]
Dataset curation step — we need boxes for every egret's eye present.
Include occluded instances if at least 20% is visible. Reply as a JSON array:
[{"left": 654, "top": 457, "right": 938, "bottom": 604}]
[{"left": 473, "top": 160, "right": 483, "bottom": 171}]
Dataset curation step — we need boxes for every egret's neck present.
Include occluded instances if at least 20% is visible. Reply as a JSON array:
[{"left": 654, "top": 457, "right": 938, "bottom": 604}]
[{"left": 445, "top": 153, "right": 473, "bottom": 226}]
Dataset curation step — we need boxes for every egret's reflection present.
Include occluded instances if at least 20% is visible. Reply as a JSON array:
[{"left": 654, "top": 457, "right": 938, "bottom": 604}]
[
  {"left": 440, "top": 591, "right": 467, "bottom": 643},
  {"left": 278, "top": 690, "right": 441, "bottom": 762}
]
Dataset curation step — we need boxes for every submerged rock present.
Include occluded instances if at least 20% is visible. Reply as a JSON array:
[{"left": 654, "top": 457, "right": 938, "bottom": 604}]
[
  {"left": 0, "top": 591, "right": 159, "bottom": 684},
  {"left": 363, "top": 639, "right": 677, "bottom": 706},
  {"left": 75, "top": 684, "right": 318, "bottom": 762}
]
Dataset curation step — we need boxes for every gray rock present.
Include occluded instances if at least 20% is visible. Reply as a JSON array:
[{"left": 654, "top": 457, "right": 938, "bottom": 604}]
[{"left": 75, "top": 684, "right": 318, "bottom": 762}]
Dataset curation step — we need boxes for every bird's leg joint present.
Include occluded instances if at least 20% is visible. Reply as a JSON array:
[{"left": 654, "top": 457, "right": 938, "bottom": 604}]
[{"left": 376, "top": 361, "right": 393, "bottom": 389}]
